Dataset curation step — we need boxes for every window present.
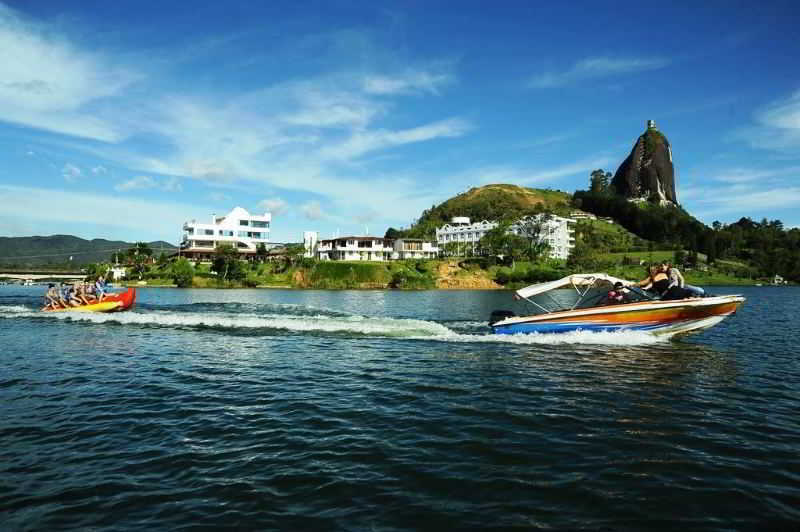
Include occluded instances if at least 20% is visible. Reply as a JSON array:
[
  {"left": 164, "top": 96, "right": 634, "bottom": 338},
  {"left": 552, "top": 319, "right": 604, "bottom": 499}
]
[
  {"left": 251, "top": 221, "right": 268, "bottom": 228},
  {"left": 204, "top": 229, "right": 214, "bottom": 235},
  {"left": 238, "top": 231, "right": 248, "bottom": 237},
  {"left": 239, "top": 220, "right": 249, "bottom": 226},
  {"left": 185, "top": 228, "right": 194, "bottom": 234}
]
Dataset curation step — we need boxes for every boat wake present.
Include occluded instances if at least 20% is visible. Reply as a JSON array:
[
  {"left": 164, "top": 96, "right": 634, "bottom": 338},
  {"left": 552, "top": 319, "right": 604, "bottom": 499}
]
[{"left": 0, "top": 304, "right": 664, "bottom": 345}]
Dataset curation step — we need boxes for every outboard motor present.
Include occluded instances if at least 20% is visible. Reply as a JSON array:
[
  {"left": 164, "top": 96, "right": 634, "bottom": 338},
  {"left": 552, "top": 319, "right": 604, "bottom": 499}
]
[{"left": 489, "top": 309, "right": 516, "bottom": 326}]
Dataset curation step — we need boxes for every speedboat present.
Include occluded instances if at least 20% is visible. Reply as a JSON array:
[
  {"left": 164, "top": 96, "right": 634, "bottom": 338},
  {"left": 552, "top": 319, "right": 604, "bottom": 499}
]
[
  {"left": 489, "top": 274, "right": 744, "bottom": 338},
  {"left": 43, "top": 287, "right": 136, "bottom": 313}
]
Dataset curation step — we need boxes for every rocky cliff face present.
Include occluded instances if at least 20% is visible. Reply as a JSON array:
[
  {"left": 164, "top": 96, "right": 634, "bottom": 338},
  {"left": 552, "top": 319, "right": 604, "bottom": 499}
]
[{"left": 611, "top": 124, "right": 677, "bottom": 204}]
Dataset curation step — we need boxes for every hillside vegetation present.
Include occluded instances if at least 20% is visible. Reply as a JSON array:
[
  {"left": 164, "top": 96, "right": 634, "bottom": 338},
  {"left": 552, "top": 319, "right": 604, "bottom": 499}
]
[{"left": 388, "top": 184, "right": 571, "bottom": 239}]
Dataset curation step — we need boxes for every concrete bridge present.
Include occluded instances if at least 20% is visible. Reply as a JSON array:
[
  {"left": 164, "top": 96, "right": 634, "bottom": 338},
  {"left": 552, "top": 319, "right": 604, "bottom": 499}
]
[{"left": 0, "top": 272, "right": 85, "bottom": 281}]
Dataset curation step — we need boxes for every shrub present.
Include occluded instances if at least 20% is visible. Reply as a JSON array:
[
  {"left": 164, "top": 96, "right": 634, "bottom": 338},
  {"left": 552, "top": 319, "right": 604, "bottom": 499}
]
[{"left": 171, "top": 258, "right": 194, "bottom": 288}]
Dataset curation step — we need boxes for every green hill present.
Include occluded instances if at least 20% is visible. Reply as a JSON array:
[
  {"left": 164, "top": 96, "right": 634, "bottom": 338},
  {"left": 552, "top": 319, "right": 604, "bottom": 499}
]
[
  {"left": 0, "top": 235, "right": 176, "bottom": 267},
  {"left": 389, "top": 184, "right": 572, "bottom": 239}
]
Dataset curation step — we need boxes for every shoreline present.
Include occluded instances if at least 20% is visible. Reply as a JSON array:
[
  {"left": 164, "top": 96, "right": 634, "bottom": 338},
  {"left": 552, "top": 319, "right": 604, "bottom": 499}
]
[{"left": 120, "top": 280, "right": 773, "bottom": 290}]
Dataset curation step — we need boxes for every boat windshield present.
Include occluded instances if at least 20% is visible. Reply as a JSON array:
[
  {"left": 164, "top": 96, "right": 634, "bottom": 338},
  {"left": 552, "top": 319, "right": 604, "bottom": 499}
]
[{"left": 520, "top": 278, "right": 655, "bottom": 314}]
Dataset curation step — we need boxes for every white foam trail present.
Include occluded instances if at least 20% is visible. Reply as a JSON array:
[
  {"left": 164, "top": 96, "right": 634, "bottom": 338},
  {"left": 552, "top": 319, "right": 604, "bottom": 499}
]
[
  {"left": 416, "top": 329, "right": 665, "bottom": 345},
  {"left": 0, "top": 305, "right": 31, "bottom": 313},
  {"left": 0, "top": 306, "right": 665, "bottom": 345},
  {"left": 4, "top": 308, "right": 452, "bottom": 337}
]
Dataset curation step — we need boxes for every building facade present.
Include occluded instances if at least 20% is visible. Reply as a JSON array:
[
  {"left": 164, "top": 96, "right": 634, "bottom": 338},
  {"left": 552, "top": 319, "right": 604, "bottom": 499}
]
[
  {"left": 181, "top": 207, "right": 271, "bottom": 261},
  {"left": 309, "top": 236, "right": 440, "bottom": 261},
  {"left": 392, "top": 239, "right": 439, "bottom": 260},
  {"left": 435, "top": 218, "right": 496, "bottom": 255},
  {"left": 435, "top": 215, "right": 576, "bottom": 260},
  {"left": 316, "top": 237, "right": 394, "bottom": 261},
  {"left": 303, "top": 231, "right": 319, "bottom": 258}
]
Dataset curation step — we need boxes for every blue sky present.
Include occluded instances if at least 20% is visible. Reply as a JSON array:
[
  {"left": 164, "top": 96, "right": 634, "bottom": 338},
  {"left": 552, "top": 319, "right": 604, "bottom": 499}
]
[{"left": 1, "top": 0, "right": 799, "bottom": 244}]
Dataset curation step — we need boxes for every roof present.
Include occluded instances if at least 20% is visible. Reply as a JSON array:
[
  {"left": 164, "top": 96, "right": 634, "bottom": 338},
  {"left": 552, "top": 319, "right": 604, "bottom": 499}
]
[
  {"left": 515, "top": 273, "right": 631, "bottom": 299},
  {"left": 320, "top": 236, "right": 389, "bottom": 243}
]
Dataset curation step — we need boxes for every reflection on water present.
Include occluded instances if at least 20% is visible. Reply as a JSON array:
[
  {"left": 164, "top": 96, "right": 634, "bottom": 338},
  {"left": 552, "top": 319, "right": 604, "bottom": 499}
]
[{"left": 0, "top": 285, "right": 798, "bottom": 530}]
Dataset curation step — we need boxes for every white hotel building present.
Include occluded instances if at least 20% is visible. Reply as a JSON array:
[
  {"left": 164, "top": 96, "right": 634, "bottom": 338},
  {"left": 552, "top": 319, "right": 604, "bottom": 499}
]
[
  {"left": 435, "top": 214, "right": 576, "bottom": 260},
  {"left": 307, "top": 236, "right": 439, "bottom": 261},
  {"left": 181, "top": 207, "right": 271, "bottom": 261}
]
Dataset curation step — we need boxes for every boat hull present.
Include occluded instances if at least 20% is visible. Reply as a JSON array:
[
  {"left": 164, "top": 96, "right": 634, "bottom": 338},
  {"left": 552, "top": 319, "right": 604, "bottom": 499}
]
[
  {"left": 492, "top": 295, "right": 744, "bottom": 337},
  {"left": 44, "top": 287, "right": 136, "bottom": 313}
]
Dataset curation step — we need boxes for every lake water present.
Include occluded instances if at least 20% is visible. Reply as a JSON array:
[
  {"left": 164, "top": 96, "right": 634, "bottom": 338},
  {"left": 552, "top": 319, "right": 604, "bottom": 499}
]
[{"left": 1, "top": 285, "right": 798, "bottom": 530}]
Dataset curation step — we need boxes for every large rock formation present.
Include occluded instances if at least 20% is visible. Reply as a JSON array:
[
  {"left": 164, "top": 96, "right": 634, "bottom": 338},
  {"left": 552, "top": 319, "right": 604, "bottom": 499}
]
[{"left": 611, "top": 120, "right": 677, "bottom": 205}]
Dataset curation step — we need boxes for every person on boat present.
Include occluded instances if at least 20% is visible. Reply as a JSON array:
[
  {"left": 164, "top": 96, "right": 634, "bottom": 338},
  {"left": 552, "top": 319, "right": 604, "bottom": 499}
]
[
  {"left": 84, "top": 281, "right": 97, "bottom": 302},
  {"left": 65, "top": 283, "right": 81, "bottom": 307},
  {"left": 632, "top": 266, "right": 664, "bottom": 296},
  {"left": 43, "top": 284, "right": 60, "bottom": 310},
  {"left": 74, "top": 282, "right": 91, "bottom": 305},
  {"left": 638, "top": 265, "right": 698, "bottom": 300},
  {"left": 606, "top": 282, "right": 626, "bottom": 304},
  {"left": 94, "top": 276, "right": 107, "bottom": 302},
  {"left": 660, "top": 261, "right": 705, "bottom": 297}
]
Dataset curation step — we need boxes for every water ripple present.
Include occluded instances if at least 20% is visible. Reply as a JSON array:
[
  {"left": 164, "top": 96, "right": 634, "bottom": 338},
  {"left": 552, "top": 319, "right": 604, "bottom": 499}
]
[{"left": 1, "top": 286, "right": 798, "bottom": 530}]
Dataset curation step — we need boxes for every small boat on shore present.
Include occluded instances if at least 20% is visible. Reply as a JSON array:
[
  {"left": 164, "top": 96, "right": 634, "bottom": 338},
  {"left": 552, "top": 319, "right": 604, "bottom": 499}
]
[
  {"left": 43, "top": 287, "right": 136, "bottom": 313},
  {"left": 490, "top": 274, "right": 744, "bottom": 338}
]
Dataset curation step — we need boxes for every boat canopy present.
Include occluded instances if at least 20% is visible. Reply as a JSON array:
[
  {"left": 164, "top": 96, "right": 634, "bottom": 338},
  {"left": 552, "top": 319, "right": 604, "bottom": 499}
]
[{"left": 515, "top": 273, "right": 631, "bottom": 300}]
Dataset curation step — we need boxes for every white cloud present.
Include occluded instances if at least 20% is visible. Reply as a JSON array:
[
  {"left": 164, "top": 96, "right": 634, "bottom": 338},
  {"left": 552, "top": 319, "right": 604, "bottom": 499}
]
[
  {"left": 0, "top": 184, "right": 212, "bottom": 239},
  {"left": 301, "top": 200, "right": 324, "bottom": 220},
  {"left": 515, "top": 157, "right": 613, "bottom": 184},
  {"left": 162, "top": 176, "right": 183, "bottom": 192},
  {"left": 0, "top": 5, "right": 139, "bottom": 141},
  {"left": 321, "top": 117, "right": 471, "bottom": 160},
  {"left": 711, "top": 166, "right": 800, "bottom": 184},
  {"left": 696, "top": 186, "right": 800, "bottom": 213},
  {"left": 115, "top": 175, "right": 155, "bottom": 192},
  {"left": 209, "top": 192, "right": 231, "bottom": 202},
  {"left": 91, "top": 165, "right": 107, "bottom": 175},
  {"left": 735, "top": 90, "right": 800, "bottom": 152},
  {"left": 282, "top": 85, "right": 384, "bottom": 129},
  {"left": 530, "top": 57, "right": 669, "bottom": 88},
  {"left": 354, "top": 208, "right": 379, "bottom": 224},
  {"left": 114, "top": 175, "right": 182, "bottom": 192},
  {"left": 258, "top": 197, "right": 289, "bottom": 216},
  {"left": 0, "top": 7, "right": 473, "bottom": 229},
  {"left": 363, "top": 69, "right": 452, "bottom": 95},
  {"left": 62, "top": 163, "right": 82, "bottom": 181}
]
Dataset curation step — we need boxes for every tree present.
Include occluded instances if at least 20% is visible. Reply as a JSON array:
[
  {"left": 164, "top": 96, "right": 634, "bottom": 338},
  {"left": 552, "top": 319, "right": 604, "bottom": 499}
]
[
  {"left": 589, "top": 169, "right": 612, "bottom": 194},
  {"left": 478, "top": 221, "right": 527, "bottom": 269},
  {"left": 256, "top": 242, "right": 268, "bottom": 262},
  {"left": 384, "top": 227, "right": 403, "bottom": 239},
  {"left": 128, "top": 242, "right": 153, "bottom": 259},
  {"left": 516, "top": 214, "right": 554, "bottom": 262},
  {"left": 284, "top": 244, "right": 305, "bottom": 268},
  {"left": 212, "top": 244, "right": 245, "bottom": 282},
  {"left": 171, "top": 257, "right": 194, "bottom": 288},
  {"left": 567, "top": 240, "right": 594, "bottom": 270},
  {"left": 441, "top": 241, "right": 461, "bottom": 257},
  {"left": 84, "top": 263, "right": 109, "bottom": 279}
]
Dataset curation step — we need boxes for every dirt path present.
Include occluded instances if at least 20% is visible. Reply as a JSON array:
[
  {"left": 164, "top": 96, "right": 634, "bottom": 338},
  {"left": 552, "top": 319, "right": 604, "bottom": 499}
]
[{"left": 435, "top": 260, "right": 502, "bottom": 289}]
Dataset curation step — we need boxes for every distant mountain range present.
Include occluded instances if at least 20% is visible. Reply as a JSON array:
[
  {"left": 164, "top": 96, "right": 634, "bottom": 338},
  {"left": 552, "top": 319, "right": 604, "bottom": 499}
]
[{"left": 0, "top": 235, "right": 177, "bottom": 267}]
